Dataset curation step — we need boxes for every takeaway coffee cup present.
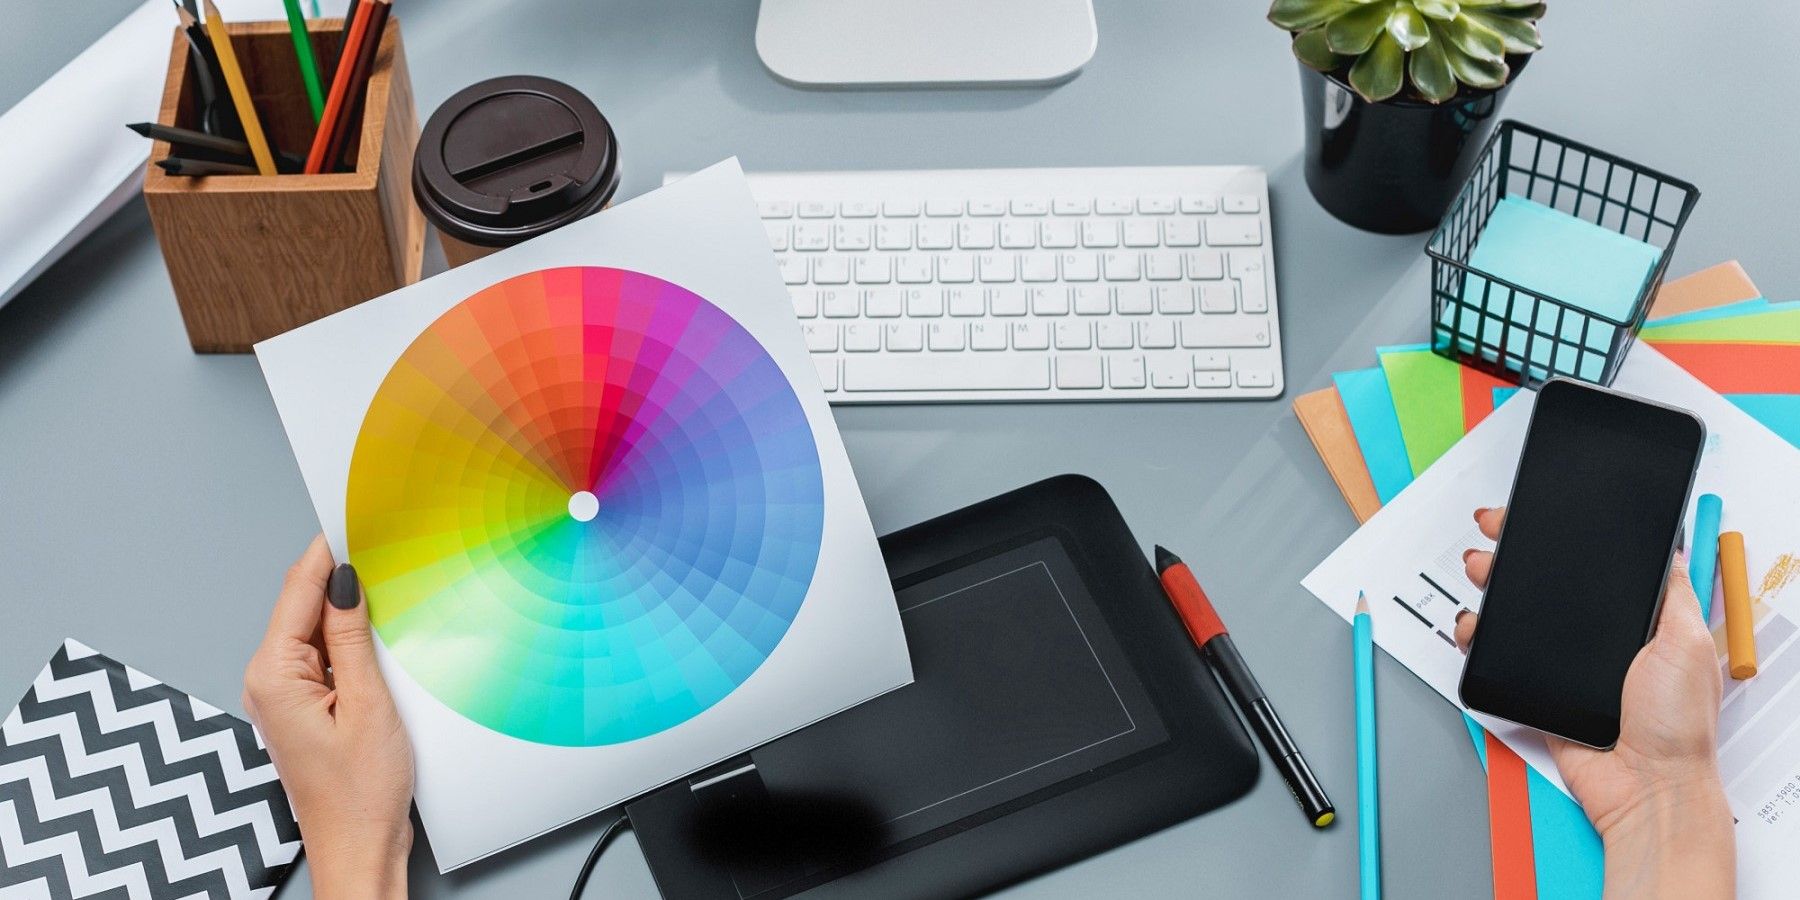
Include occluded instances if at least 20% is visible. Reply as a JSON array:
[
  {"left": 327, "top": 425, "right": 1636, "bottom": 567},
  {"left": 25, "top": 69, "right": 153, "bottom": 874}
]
[{"left": 413, "top": 75, "right": 620, "bottom": 267}]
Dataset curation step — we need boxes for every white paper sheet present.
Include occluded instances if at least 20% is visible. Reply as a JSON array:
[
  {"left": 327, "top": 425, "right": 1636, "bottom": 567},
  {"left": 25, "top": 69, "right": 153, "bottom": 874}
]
[
  {"left": 1304, "top": 346, "right": 1800, "bottom": 897},
  {"left": 0, "top": 0, "right": 285, "bottom": 309},
  {"left": 254, "top": 160, "right": 913, "bottom": 871}
]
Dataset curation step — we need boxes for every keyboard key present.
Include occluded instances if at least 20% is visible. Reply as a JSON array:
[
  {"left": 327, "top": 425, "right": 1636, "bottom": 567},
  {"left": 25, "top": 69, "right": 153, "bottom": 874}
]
[
  {"left": 1000, "top": 221, "right": 1038, "bottom": 249},
  {"left": 1180, "top": 195, "right": 1218, "bottom": 214},
  {"left": 1207, "top": 217, "right": 1263, "bottom": 246},
  {"left": 1029, "top": 286, "right": 1070, "bottom": 315},
  {"left": 821, "top": 288, "right": 860, "bottom": 318},
  {"left": 803, "top": 322, "right": 837, "bottom": 351},
  {"left": 1237, "top": 368, "right": 1276, "bottom": 388},
  {"left": 925, "top": 199, "right": 963, "bottom": 216},
  {"left": 1097, "top": 320, "right": 1134, "bottom": 349},
  {"left": 1149, "top": 354, "right": 1190, "bottom": 388},
  {"left": 1081, "top": 220, "right": 1120, "bottom": 248},
  {"left": 1138, "top": 195, "right": 1176, "bottom": 214},
  {"left": 779, "top": 256, "right": 808, "bottom": 285},
  {"left": 958, "top": 221, "right": 997, "bottom": 249},
  {"left": 1053, "top": 197, "right": 1092, "bottom": 215},
  {"left": 1115, "top": 284, "right": 1153, "bottom": 314},
  {"left": 798, "top": 200, "right": 835, "bottom": 218},
  {"left": 1155, "top": 284, "right": 1195, "bottom": 314},
  {"left": 1011, "top": 198, "right": 1049, "bottom": 216},
  {"left": 1073, "top": 285, "right": 1111, "bottom": 315},
  {"left": 1020, "top": 253, "right": 1058, "bottom": 282},
  {"left": 928, "top": 321, "right": 966, "bottom": 350},
  {"left": 932, "top": 254, "right": 972, "bottom": 283},
  {"left": 1194, "top": 370, "right": 1232, "bottom": 388},
  {"left": 917, "top": 221, "right": 955, "bottom": 250},
  {"left": 1096, "top": 196, "right": 1134, "bottom": 215},
  {"left": 895, "top": 255, "right": 935, "bottom": 284},
  {"left": 1011, "top": 320, "right": 1050, "bottom": 350},
  {"left": 844, "top": 322, "right": 881, "bottom": 351},
  {"left": 967, "top": 198, "right": 1006, "bottom": 216},
  {"left": 905, "top": 287, "right": 944, "bottom": 317},
  {"left": 1041, "top": 219, "right": 1079, "bottom": 249},
  {"left": 790, "top": 289, "right": 818, "bottom": 318},
  {"left": 989, "top": 287, "right": 1028, "bottom": 316},
  {"left": 1181, "top": 315, "right": 1271, "bottom": 348},
  {"left": 765, "top": 223, "right": 789, "bottom": 251},
  {"left": 1192, "top": 352, "right": 1230, "bottom": 370},
  {"left": 1108, "top": 353, "right": 1147, "bottom": 387},
  {"left": 978, "top": 252, "right": 1016, "bottom": 282},
  {"left": 883, "top": 199, "right": 921, "bottom": 217},
  {"left": 1224, "top": 194, "right": 1260, "bottom": 214},
  {"left": 793, "top": 223, "right": 830, "bottom": 251},
  {"left": 1199, "top": 282, "right": 1236, "bottom": 313},
  {"left": 813, "top": 357, "right": 838, "bottom": 391},
  {"left": 759, "top": 199, "right": 794, "bottom": 219},
  {"left": 971, "top": 321, "right": 1008, "bottom": 350},
  {"left": 1164, "top": 218, "right": 1201, "bottom": 247},
  {"left": 1231, "top": 251, "right": 1269, "bottom": 313},
  {"left": 865, "top": 288, "right": 903, "bottom": 317},
  {"left": 876, "top": 221, "right": 913, "bottom": 250},
  {"left": 813, "top": 257, "right": 850, "bottom": 285},
  {"left": 1145, "top": 251, "right": 1183, "bottom": 281},
  {"left": 1055, "top": 321, "right": 1092, "bottom": 349},
  {"left": 1122, "top": 220, "right": 1160, "bottom": 247},
  {"left": 841, "top": 200, "right": 879, "bottom": 218},
  {"left": 948, "top": 287, "right": 985, "bottom": 316},
  {"left": 1138, "top": 319, "right": 1176, "bottom": 349},
  {"left": 885, "top": 321, "right": 924, "bottom": 351},
  {"left": 1060, "top": 252, "right": 1100, "bottom": 282},
  {"left": 854, "top": 255, "right": 891, "bottom": 284},
  {"left": 1104, "top": 252, "right": 1143, "bottom": 281},
  {"left": 1056, "top": 354, "right": 1104, "bottom": 389},
  {"left": 1185, "top": 250, "right": 1225, "bottom": 279},
  {"left": 843, "top": 355, "right": 1050, "bottom": 391}
]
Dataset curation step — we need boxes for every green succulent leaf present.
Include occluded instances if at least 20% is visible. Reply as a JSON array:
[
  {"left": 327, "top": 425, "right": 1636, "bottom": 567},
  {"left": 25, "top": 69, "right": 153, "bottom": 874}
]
[
  {"left": 1415, "top": 0, "right": 1460, "bottom": 20},
  {"left": 1349, "top": 30, "right": 1406, "bottom": 102},
  {"left": 1444, "top": 13, "right": 1506, "bottom": 61},
  {"left": 1459, "top": 0, "right": 1541, "bottom": 8},
  {"left": 1387, "top": 4, "right": 1431, "bottom": 51},
  {"left": 1409, "top": 25, "right": 1458, "bottom": 102},
  {"left": 1465, "top": 9, "right": 1543, "bottom": 52},
  {"left": 1291, "top": 26, "right": 1345, "bottom": 71},
  {"left": 1268, "top": 0, "right": 1360, "bottom": 32},
  {"left": 1445, "top": 40, "right": 1511, "bottom": 88},
  {"left": 1325, "top": 1, "right": 1394, "bottom": 55}
]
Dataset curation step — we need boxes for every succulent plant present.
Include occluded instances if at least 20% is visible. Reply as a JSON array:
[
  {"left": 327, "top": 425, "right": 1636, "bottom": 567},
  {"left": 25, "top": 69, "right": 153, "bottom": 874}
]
[{"left": 1269, "top": 0, "right": 1545, "bottom": 104}]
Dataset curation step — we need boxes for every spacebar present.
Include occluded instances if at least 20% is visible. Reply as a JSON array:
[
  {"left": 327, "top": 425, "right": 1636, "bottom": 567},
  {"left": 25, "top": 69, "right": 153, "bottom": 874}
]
[{"left": 843, "top": 356, "right": 1051, "bottom": 392}]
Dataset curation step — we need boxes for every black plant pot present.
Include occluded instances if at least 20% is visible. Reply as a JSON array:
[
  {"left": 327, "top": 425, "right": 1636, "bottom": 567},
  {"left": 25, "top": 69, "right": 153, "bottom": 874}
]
[{"left": 1298, "top": 57, "right": 1524, "bottom": 234}]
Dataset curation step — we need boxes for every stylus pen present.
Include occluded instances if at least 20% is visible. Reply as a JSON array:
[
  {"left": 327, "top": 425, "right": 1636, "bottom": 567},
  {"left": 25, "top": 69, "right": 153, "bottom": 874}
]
[
  {"left": 1154, "top": 546, "right": 1335, "bottom": 828},
  {"left": 1353, "top": 592, "right": 1380, "bottom": 900}
]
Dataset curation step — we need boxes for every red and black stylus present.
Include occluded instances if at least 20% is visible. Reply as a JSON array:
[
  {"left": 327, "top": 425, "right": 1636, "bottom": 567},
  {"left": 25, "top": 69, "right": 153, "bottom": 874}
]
[{"left": 1155, "top": 545, "right": 1335, "bottom": 828}]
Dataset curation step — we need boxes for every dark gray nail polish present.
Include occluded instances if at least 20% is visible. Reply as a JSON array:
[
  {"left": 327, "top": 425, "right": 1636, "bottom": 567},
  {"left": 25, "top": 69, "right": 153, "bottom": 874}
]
[{"left": 327, "top": 564, "right": 360, "bottom": 610}]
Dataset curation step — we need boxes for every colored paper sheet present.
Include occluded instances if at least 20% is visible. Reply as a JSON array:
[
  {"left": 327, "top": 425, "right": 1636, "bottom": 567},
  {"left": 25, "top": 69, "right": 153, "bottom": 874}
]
[
  {"left": 1647, "top": 261, "right": 1759, "bottom": 318},
  {"left": 1378, "top": 347, "right": 1466, "bottom": 476},
  {"left": 1648, "top": 298, "right": 1771, "bottom": 328},
  {"left": 1335, "top": 368, "right": 1414, "bottom": 504},
  {"left": 1526, "top": 769, "right": 1606, "bottom": 900},
  {"left": 1486, "top": 732, "right": 1540, "bottom": 900},
  {"left": 1642, "top": 306, "right": 1800, "bottom": 344},
  {"left": 1648, "top": 343, "right": 1800, "bottom": 394},
  {"left": 1727, "top": 395, "right": 1800, "bottom": 446}
]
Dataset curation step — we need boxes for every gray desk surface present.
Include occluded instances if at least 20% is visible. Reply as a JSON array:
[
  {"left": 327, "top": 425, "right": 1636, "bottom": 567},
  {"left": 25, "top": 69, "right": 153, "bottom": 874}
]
[{"left": 3, "top": 1, "right": 1796, "bottom": 897}]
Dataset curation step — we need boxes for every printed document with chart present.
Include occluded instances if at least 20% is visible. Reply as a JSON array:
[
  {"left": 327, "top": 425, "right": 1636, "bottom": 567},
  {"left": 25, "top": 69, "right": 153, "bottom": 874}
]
[{"left": 1304, "top": 346, "right": 1800, "bottom": 897}]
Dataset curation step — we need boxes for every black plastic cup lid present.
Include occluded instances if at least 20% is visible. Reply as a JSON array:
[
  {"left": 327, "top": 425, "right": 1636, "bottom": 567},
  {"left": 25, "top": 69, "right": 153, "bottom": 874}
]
[{"left": 413, "top": 75, "right": 619, "bottom": 248}]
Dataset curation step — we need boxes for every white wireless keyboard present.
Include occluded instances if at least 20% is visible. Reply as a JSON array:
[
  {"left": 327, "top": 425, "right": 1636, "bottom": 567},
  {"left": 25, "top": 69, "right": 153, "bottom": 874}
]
[{"left": 744, "top": 166, "right": 1284, "bottom": 402}]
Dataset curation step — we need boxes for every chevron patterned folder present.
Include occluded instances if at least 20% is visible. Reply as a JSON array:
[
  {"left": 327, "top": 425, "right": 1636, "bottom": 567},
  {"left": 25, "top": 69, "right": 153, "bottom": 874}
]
[{"left": 0, "top": 640, "right": 301, "bottom": 899}]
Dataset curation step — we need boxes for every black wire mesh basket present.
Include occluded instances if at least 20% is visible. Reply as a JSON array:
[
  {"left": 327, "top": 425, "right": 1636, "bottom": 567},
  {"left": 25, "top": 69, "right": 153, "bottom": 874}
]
[{"left": 1425, "top": 120, "right": 1699, "bottom": 387}]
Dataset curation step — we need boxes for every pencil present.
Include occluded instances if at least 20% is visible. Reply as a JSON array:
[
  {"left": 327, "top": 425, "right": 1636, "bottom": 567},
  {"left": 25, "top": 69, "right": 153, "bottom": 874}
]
[
  {"left": 158, "top": 156, "right": 259, "bottom": 177},
  {"left": 1353, "top": 592, "right": 1380, "bottom": 900},
  {"left": 201, "top": 0, "right": 278, "bottom": 175},
  {"left": 1719, "top": 532, "right": 1757, "bottom": 679},
  {"left": 305, "top": 0, "right": 377, "bottom": 173},
  {"left": 282, "top": 0, "right": 327, "bottom": 122},
  {"left": 319, "top": 0, "right": 388, "bottom": 172}
]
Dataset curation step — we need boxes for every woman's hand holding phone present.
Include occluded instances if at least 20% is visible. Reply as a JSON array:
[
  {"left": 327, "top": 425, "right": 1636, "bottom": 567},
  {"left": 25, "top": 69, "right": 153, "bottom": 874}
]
[{"left": 1455, "top": 506, "right": 1734, "bottom": 899}]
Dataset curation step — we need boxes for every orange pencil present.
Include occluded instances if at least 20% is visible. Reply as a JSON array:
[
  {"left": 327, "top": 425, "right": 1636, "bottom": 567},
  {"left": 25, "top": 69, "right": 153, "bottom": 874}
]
[
  {"left": 304, "top": 0, "right": 377, "bottom": 173},
  {"left": 319, "top": 0, "right": 389, "bottom": 172}
]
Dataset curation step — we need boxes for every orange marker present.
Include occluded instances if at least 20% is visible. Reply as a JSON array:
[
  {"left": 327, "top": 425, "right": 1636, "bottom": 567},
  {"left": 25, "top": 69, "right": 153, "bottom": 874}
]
[{"left": 1719, "top": 532, "right": 1757, "bottom": 679}]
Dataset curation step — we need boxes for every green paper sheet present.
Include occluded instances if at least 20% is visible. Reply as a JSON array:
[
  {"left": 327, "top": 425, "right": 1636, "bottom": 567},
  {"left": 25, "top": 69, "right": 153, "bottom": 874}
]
[
  {"left": 1377, "top": 346, "right": 1466, "bottom": 475},
  {"left": 1642, "top": 305, "right": 1800, "bottom": 344}
]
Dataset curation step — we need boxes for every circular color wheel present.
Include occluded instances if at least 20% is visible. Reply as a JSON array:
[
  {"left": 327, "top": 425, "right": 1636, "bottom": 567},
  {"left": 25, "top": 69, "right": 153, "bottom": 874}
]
[{"left": 346, "top": 266, "right": 825, "bottom": 747}]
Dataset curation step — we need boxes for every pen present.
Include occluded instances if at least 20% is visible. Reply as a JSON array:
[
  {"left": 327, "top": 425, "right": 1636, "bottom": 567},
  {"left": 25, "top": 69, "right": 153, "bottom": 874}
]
[
  {"left": 157, "top": 156, "right": 260, "bottom": 177},
  {"left": 1154, "top": 545, "right": 1335, "bottom": 827},
  {"left": 1354, "top": 592, "right": 1380, "bottom": 900}
]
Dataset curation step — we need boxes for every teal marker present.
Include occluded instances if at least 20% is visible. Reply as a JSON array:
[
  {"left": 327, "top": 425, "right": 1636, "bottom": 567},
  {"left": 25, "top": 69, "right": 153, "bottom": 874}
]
[
  {"left": 1691, "top": 494, "right": 1724, "bottom": 623},
  {"left": 1353, "top": 592, "right": 1380, "bottom": 900}
]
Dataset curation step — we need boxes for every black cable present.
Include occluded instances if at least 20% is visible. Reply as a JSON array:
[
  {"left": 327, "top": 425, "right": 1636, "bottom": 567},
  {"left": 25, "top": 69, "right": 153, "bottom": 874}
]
[{"left": 568, "top": 813, "right": 629, "bottom": 900}]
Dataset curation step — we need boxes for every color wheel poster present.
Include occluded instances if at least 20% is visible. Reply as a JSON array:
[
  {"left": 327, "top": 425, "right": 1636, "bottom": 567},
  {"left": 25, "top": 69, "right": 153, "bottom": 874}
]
[{"left": 255, "top": 160, "right": 912, "bottom": 871}]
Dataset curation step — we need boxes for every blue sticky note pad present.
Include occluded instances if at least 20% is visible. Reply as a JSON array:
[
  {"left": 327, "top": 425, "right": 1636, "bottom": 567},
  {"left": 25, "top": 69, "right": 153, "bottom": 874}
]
[{"left": 1437, "top": 196, "right": 1660, "bottom": 382}]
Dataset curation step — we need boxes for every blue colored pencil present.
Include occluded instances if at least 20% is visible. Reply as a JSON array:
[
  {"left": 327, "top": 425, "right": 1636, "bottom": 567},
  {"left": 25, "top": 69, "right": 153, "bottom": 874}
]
[
  {"left": 1691, "top": 493, "right": 1724, "bottom": 623},
  {"left": 1354, "top": 592, "right": 1380, "bottom": 900}
]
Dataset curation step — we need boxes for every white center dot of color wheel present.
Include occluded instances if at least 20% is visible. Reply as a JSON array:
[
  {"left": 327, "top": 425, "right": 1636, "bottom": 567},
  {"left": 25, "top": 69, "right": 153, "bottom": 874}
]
[{"left": 568, "top": 490, "right": 599, "bottom": 522}]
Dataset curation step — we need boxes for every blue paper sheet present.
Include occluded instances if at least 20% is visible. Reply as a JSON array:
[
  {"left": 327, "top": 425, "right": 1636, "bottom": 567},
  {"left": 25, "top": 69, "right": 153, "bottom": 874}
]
[{"left": 1334, "top": 367, "right": 1413, "bottom": 505}]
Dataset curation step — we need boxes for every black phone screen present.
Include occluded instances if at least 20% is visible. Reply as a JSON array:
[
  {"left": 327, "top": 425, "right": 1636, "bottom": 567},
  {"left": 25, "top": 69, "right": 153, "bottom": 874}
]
[{"left": 1459, "top": 379, "right": 1704, "bottom": 748}]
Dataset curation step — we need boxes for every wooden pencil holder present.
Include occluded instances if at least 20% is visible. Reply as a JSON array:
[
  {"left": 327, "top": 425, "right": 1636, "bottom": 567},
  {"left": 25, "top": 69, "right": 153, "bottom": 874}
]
[{"left": 144, "top": 18, "right": 423, "bottom": 353}]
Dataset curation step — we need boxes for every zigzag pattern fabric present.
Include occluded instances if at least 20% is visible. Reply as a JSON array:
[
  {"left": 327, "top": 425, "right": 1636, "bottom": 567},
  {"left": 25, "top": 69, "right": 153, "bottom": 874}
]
[{"left": 0, "top": 640, "right": 300, "bottom": 899}]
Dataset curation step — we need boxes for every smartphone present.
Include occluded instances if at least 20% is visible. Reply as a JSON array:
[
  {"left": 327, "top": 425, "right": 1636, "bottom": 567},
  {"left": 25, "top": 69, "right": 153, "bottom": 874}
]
[{"left": 1458, "top": 378, "right": 1704, "bottom": 749}]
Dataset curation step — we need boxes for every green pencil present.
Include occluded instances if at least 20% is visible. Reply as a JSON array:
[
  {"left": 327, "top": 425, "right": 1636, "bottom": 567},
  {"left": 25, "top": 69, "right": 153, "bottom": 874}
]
[{"left": 282, "top": 0, "right": 326, "bottom": 122}]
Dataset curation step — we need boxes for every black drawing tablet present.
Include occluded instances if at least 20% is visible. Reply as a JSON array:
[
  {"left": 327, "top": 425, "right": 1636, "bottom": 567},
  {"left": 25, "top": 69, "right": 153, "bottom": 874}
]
[{"left": 627, "top": 475, "right": 1258, "bottom": 899}]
